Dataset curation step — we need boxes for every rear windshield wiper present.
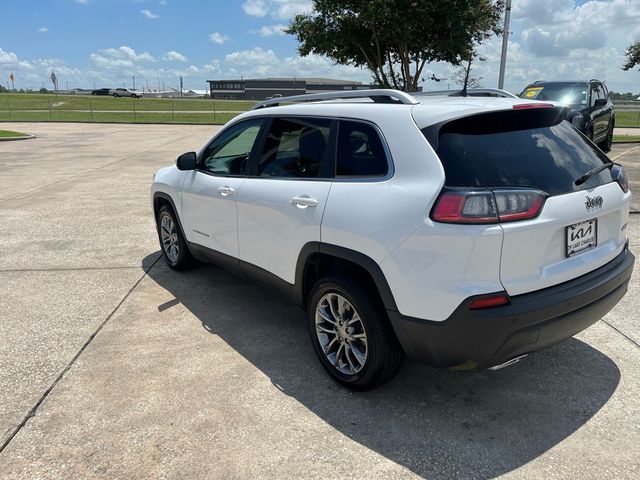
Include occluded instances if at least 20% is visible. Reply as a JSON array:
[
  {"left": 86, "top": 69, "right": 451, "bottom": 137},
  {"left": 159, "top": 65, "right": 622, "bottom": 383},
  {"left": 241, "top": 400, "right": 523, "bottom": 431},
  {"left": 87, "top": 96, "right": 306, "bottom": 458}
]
[{"left": 574, "top": 162, "right": 614, "bottom": 186}]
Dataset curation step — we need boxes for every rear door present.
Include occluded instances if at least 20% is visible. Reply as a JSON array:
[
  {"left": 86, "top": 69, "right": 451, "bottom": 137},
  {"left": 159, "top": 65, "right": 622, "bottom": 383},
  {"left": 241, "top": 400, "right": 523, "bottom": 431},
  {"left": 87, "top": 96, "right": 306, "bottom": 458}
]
[
  {"left": 236, "top": 116, "right": 334, "bottom": 284},
  {"left": 431, "top": 107, "right": 631, "bottom": 296}
]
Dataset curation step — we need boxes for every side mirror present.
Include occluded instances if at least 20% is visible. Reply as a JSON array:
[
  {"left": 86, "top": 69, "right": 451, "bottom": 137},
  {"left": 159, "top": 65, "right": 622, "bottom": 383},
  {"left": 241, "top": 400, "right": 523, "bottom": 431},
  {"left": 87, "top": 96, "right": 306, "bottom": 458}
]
[
  {"left": 176, "top": 151, "right": 197, "bottom": 171},
  {"left": 594, "top": 98, "right": 607, "bottom": 109}
]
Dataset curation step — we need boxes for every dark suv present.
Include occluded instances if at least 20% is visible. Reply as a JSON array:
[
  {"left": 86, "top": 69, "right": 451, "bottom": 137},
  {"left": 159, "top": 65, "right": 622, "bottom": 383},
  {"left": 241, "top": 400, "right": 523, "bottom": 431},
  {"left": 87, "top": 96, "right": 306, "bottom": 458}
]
[{"left": 520, "top": 80, "right": 615, "bottom": 151}]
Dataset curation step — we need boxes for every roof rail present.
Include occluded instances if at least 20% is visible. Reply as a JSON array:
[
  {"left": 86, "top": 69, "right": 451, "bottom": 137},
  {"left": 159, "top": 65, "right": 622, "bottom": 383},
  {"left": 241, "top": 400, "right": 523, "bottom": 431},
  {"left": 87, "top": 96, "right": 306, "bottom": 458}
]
[{"left": 251, "top": 89, "right": 418, "bottom": 110}]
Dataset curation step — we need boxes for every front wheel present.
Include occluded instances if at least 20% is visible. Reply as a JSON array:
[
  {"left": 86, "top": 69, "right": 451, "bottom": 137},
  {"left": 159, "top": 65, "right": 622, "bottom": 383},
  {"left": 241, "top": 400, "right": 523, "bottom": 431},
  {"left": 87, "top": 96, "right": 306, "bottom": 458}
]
[
  {"left": 157, "top": 205, "right": 195, "bottom": 270},
  {"left": 308, "top": 277, "right": 403, "bottom": 390}
]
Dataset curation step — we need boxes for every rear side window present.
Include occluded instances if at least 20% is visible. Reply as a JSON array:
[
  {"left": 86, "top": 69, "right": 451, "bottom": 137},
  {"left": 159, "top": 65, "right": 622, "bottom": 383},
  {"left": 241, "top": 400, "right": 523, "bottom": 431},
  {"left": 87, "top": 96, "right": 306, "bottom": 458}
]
[
  {"left": 258, "top": 117, "right": 331, "bottom": 178},
  {"left": 336, "top": 121, "right": 388, "bottom": 178},
  {"left": 424, "top": 109, "right": 613, "bottom": 196}
]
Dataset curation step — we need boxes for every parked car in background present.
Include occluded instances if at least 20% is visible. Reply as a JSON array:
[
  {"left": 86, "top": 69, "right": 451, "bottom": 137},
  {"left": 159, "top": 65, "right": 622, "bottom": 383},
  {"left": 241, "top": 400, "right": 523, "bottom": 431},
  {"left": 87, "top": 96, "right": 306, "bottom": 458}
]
[
  {"left": 91, "top": 88, "right": 111, "bottom": 96},
  {"left": 520, "top": 80, "right": 615, "bottom": 151},
  {"left": 112, "top": 88, "right": 143, "bottom": 98}
]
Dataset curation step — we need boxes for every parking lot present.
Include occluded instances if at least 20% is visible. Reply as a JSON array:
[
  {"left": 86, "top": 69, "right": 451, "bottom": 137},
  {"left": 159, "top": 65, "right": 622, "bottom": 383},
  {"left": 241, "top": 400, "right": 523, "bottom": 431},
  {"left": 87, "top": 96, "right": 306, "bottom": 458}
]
[{"left": 0, "top": 122, "right": 639, "bottom": 479}]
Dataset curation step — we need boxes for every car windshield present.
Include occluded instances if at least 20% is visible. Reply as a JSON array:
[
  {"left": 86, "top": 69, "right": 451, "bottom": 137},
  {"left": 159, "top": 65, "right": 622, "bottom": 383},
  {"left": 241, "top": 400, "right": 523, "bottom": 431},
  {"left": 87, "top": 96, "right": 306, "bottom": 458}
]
[{"left": 520, "top": 84, "right": 588, "bottom": 107}]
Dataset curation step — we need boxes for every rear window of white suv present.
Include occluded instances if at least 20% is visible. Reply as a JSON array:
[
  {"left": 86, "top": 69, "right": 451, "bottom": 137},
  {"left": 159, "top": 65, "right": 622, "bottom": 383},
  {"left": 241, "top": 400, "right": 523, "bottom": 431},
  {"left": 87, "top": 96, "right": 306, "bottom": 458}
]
[{"left": 423, "top": 108, "right": 613, "bottom": 196}]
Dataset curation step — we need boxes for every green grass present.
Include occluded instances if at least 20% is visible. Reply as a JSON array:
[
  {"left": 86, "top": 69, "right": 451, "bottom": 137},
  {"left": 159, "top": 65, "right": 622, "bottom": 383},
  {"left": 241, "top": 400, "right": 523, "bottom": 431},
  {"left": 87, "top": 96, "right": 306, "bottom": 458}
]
[
  {"left": 0, "top": 93, "right": 254, "bottom": 124},
  {"left": 615, "top": 111, "right": 640, "bottom": 127},
  {"left": 0, "top": 129, "right": 28, "bottom": 138},
  {"left": 614, "top": 135, "right": 640, "bottom": 142}
]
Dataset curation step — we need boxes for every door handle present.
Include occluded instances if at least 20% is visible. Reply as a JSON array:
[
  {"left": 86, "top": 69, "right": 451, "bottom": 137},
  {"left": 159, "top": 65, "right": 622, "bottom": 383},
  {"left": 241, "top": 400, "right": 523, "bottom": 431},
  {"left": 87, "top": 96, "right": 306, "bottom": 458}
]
[
  {"left": 291, "top": 196, "right": 319, "bottom": 208},
  {"left": 218, "top": 186, "right": 235, "bottom": 197}
]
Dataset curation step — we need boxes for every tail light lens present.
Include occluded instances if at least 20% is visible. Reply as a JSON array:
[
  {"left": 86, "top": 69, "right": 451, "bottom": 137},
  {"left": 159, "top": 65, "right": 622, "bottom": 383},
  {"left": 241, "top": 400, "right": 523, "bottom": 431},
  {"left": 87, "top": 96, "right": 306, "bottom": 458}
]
[
  {"left": 469, "top": 293, "right": 510, "bottom": 310},
  {"left": 432, "top": 189, "right": 547, "bottom": 224},
  {"left": 611, "top": 164, "right": 629, "bottom": 193}
]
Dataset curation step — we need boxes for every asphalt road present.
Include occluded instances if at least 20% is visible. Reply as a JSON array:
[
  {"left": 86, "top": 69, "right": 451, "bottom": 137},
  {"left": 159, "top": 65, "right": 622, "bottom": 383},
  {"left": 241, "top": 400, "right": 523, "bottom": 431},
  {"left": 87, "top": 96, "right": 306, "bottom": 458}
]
[{"left": 0, "top": 123, "right": 639, "bottom": 479}]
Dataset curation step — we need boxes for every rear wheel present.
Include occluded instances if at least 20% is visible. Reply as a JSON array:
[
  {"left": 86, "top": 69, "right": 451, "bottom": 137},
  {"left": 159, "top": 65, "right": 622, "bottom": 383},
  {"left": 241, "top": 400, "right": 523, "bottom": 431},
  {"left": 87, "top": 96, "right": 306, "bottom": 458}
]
[
  {"left": 157, "top": 205, "right": 195, "bottom": 270},
  {"left": 112, "top": 93, "right": 118, "bottom": 97},
  {"left": 308, "top": 277, "right": 403, "bottom": 390}
]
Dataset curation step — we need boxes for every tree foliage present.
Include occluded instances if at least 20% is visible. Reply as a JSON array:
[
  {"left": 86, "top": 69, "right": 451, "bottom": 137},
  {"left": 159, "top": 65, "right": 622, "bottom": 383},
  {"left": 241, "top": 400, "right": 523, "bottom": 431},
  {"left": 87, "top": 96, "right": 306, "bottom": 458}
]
[
  {"left": 623, "top": 41, "right": 640, "bottom": 71},
  {"left": 287, "top": 0, "right": 503, "bottom": 92}
]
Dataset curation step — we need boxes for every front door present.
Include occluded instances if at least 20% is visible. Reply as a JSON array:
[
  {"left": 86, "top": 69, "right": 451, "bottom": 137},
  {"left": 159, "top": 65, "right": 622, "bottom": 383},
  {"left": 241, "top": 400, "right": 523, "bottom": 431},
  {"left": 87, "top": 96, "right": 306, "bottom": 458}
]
[{"left": 180, "top": 118, "right": 265, "bottom": 257}]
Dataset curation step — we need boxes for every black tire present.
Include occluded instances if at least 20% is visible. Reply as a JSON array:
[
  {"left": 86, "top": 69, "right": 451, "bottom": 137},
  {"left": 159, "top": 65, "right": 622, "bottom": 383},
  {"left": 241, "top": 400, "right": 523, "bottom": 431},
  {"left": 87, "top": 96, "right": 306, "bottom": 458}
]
[
  {"left": 112, "top": 93, "right": 118, "bottom": 97},
  {"left": 156, "top": 205, "right": 196, "bottom": 270},
  {"left": 598, "top": 122, "right": 614, "bottom": 152},
  {"left": 307, "top": 276, "right": 404, "bottom": 390}
]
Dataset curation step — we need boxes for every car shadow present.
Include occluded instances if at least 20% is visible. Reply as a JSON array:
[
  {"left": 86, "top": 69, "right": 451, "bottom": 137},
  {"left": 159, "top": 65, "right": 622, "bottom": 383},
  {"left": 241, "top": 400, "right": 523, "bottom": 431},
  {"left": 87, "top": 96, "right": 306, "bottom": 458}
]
[{"left": 144, "top": 254, "right": 621, "bottom": 479}]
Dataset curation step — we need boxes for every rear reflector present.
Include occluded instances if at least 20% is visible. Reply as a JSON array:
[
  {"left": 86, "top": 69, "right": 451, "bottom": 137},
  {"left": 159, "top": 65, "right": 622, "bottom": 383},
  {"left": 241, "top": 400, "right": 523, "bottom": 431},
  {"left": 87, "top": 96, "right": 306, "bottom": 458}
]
[
  {"left": 431, "top": 189, "right": 547, "bottom": 224},
  {"left": 513, "top": 103, "right": 555, "bottom": 109},
  {"left": 469, "top": 294, "right": 510, "bottom": 310}
]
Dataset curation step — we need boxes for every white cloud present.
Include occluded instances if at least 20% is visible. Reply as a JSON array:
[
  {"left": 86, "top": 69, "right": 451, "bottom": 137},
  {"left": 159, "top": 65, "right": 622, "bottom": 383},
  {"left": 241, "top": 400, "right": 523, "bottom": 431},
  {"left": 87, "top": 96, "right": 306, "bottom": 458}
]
[
  {"left": 242, "top": 0, "right": 268, "bottom": 17},
  {"left": 209, "top": 32, "right": 230, "bottom": 44},
  {"left": 37, "top": 27, "right": 49, "bottom": 33},
  {"left": 140, "top": 9, "right": 159, "bottom": 19},
  {"left": 74, "top": 0, "right": 89, "bottom": 4},
  {"left": 254, "top": 24, "right": 287, "bottom": 37},
  {"left": 89, "top": 46, "right": 156, "bottom": 70},
  {"left": 270, "top": 0, "right": 311, "bottom": 20},
  {"left": 242, "top": 0, "right": 311, "bottom": 19},
  {"left": 163, "top": 50, "right": 188, "bottom": 62},
  {"left": 225, "top": 47, "right": 279, "bottom": 66},
  {"left": 0, "top": 48, "right": 20, "bottom": 65}
]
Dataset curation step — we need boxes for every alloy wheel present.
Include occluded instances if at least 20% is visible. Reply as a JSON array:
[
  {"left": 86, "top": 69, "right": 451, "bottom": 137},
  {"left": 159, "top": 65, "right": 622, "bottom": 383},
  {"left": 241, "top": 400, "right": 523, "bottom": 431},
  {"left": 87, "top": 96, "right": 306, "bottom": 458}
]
[{"left": 315, "top": 293, "right": 368, "bottom": 375}]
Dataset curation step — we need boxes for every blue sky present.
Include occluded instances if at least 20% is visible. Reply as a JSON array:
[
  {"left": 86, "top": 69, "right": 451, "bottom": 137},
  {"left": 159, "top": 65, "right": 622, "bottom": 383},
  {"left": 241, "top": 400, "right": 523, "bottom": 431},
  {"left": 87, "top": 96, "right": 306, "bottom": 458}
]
[{"left": 1, "top": 0, "right": 640, "bottom": 93}]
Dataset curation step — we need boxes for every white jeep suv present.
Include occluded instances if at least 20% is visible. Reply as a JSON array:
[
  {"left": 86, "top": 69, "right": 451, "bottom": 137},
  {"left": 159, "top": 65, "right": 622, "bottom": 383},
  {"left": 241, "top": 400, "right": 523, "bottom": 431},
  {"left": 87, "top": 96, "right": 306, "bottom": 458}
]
[{"left": 151, "top": 90, "right": 634, "bottom": 390}]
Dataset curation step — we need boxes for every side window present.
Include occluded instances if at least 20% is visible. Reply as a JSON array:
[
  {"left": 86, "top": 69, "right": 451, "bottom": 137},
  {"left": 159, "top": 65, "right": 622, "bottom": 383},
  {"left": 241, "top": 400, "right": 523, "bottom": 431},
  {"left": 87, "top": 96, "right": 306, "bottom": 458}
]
[
  {"left": 591, "top": 84, "right": 603, "bottom": 105},
  {"left": 200, "top": 119, "right": 264, "bottom": 176},
  {"left": 336, "top": 121, "right": 389, "bottom": 178},
  {"left": 258, "top": 117, "right": 331, "bottom": 178}
]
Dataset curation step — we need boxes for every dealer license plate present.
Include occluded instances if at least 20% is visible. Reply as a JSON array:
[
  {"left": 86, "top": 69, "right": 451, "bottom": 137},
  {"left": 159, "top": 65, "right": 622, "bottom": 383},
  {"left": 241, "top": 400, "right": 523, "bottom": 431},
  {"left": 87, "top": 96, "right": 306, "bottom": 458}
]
[{"left": 566, "top": 219, "right": 597, "bottom": 257}]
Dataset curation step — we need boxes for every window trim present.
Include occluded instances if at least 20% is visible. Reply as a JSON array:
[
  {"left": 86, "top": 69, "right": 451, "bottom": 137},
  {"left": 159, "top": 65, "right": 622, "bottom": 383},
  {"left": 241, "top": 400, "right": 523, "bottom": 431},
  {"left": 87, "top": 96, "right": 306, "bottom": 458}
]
[{"left": 196, "top": 118, "right": 267, "bottom": 178}]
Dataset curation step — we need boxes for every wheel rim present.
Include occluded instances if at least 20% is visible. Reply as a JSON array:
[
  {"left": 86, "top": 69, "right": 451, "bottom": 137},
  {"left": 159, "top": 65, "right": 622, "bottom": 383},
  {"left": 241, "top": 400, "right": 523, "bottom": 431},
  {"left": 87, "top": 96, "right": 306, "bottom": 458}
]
[
  {"left": 315, "top": 293, "right": 368, "bottom": 375},
  {"left": 160, "top": 214, "right": 180, "bottom": 263}
]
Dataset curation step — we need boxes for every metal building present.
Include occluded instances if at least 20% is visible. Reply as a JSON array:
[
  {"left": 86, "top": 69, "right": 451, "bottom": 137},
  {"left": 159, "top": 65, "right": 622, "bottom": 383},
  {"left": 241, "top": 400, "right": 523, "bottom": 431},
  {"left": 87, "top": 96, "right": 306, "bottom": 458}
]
[{"left": 207, "top": 77, "right": 381, "bottom": 100}]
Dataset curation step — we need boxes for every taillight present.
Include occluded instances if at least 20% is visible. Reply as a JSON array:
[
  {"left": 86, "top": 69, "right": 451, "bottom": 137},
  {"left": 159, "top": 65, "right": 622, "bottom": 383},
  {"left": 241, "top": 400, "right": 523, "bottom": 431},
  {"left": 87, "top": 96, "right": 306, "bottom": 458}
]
[
  {"left": 431, "top": 189, "right": 547, "bottom": 224},
  {"left": 611, "top": 164, "right": 629, "bottom": 193}
]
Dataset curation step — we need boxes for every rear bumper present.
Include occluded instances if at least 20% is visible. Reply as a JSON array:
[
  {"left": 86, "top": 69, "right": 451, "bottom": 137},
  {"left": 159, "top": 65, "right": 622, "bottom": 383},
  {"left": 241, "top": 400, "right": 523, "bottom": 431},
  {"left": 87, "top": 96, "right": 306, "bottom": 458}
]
[{"left": 388, "top": 247, "right": 635, "bottom": 369}]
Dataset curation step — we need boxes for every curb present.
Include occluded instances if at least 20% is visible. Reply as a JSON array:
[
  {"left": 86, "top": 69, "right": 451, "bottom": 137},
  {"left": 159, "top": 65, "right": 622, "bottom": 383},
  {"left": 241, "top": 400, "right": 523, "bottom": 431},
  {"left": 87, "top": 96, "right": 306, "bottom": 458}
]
[{"left": 0, "top": 134, "right": 35, "bottom": 141}]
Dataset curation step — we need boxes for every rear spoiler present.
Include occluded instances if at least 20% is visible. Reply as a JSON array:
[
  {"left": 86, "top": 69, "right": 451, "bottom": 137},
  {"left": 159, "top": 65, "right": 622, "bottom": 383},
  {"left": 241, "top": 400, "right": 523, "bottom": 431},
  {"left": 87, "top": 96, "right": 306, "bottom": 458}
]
[{"left": 421, "top": 105, "right": 572, "bottom": 151}]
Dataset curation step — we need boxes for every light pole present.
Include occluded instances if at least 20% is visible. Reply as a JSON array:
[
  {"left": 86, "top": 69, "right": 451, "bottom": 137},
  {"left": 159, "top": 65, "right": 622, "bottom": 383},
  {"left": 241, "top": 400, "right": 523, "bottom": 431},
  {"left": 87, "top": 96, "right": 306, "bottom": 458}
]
[
  {"left": 498, "top": 0, "right": 512, "bottom": 90},
  {"left": 132, "top": 76, "right": 136, "bottom": 90}
]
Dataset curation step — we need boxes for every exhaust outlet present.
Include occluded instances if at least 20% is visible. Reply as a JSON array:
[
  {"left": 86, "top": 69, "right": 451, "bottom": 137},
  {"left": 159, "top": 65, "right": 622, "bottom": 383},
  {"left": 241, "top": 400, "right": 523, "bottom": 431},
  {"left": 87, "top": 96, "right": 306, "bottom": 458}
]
[{"left": 487, "top": 354, "right": 528, "bottom": 371}]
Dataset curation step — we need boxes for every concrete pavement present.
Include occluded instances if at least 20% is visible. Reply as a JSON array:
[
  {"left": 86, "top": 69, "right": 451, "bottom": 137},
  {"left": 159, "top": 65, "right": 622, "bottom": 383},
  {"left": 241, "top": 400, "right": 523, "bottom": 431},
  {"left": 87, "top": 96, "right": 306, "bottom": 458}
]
[{"left": 0, "top": 123, "right": 638, "bottom": 479}]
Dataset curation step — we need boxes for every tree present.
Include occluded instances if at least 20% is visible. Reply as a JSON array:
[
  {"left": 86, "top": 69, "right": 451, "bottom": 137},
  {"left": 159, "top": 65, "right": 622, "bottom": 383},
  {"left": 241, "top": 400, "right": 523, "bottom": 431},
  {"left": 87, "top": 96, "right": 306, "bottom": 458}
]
[
  {"left": 452, "top": 55, "right": 485, "bottom": 90},
  {"left": 622, "top": 41, "right": 640, "bottom": 71},
  {"left": 287, "top": 0, "right": 503, "bottom": 92}
]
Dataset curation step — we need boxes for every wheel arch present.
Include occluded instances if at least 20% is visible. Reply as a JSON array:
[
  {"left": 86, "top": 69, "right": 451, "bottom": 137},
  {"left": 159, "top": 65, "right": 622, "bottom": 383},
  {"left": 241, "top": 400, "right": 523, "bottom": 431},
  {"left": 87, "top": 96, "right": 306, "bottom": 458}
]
[{"left": 294, "top": 242, "right": 398, "bottom": 312}]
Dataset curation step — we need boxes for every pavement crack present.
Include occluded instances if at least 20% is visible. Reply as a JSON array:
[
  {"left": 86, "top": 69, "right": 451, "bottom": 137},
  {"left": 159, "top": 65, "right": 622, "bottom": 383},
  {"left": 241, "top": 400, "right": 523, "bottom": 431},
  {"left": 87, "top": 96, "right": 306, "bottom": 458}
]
[
  {"left": 0, "top": 255, "right": 161, "bottom": 455},
  {"left": 602, "top": 319, "right": 640, "bottom": 349}
]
